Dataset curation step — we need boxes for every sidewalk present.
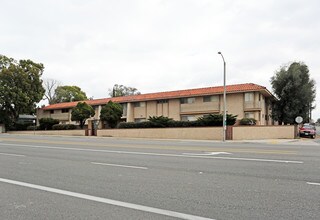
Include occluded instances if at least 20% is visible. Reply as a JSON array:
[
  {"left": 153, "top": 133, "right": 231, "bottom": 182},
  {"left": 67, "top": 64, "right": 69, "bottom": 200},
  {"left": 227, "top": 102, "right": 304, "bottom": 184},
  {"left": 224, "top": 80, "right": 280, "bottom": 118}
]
[{"left": 236, "top": 138, "right": 319, "bottom": 145}]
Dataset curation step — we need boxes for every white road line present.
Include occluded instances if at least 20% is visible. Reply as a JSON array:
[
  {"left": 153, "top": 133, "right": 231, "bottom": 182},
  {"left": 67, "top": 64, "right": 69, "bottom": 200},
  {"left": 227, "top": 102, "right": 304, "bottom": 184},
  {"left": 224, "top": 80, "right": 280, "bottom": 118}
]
[
  {"left": 0, "top": 152, "right": 25, "bottom": 157},
  {"left": 0, "top": 143, "right": 303, "bottom": 164},
  {"left": 0, "top": 177, "right": 214, "bottom": 220},
  {"left": 91, "top": 162, "right": 148, "bottom": 170},
  {"left": 307, "top": 182, "right": 320, "bottom": 186},
  {"left": 183, "top": 152, "right": 231, "bottom": 156}
]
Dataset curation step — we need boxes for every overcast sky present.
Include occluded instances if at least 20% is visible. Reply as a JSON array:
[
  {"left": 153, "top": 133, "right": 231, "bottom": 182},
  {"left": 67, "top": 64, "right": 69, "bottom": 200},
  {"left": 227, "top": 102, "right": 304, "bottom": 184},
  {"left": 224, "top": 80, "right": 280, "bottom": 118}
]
[{"left": 1, "top": 0, "right": 319, "bottom": 120}]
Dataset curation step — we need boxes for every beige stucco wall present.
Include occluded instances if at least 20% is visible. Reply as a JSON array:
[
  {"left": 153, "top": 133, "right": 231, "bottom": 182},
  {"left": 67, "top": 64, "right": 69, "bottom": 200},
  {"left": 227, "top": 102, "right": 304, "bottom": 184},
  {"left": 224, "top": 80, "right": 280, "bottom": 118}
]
[
  {"left": 97, "top": 127, "right": 223, "bottom": 140},
  {"left": 225, "top": 93, "right": 244, "bottom": 119},
  {"left": 233, "top": 125, "right": 294, "bottom": 140},
  {"left": 168, "top": 99, "right": 180, "bottom": 120},
  {"left": 134, "top": 106, "right": 146, "bottom": 119},
  {"left": 147, "top": 101, "right": 157, "bottom": 118},
  {"left": 7, "top": 130, "right": 85, "bottom": 136},
  {"left": 127, "top": 103, "right": 134, "bottom": 122}
]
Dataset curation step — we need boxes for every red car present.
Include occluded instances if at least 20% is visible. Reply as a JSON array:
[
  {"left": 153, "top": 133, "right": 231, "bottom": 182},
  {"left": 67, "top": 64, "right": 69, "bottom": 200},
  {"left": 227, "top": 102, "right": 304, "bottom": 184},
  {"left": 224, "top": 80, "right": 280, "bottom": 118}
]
[{"left": 299, "top": 124, "right": 316, "bottom": 139}]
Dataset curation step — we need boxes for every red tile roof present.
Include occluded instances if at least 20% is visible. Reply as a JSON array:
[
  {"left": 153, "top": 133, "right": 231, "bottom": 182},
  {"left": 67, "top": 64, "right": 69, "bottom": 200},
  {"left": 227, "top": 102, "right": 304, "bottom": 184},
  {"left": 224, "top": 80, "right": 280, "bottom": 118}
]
[{"left": 42, "top": 83, "right": 273, "bottom": 110}]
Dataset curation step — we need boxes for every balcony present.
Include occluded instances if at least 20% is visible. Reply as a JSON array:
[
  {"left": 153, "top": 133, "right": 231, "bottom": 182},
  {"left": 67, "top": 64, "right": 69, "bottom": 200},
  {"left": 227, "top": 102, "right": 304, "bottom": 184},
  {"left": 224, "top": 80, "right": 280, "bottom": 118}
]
[
  {"left": 244, "top": 101, "right": 261, "bottom": 110},
  {"left": 181, "top": 102, "right": 220, "bottom": 113},
  {"left": 51, "top": 113, "right": 70, "bottom": 121}
]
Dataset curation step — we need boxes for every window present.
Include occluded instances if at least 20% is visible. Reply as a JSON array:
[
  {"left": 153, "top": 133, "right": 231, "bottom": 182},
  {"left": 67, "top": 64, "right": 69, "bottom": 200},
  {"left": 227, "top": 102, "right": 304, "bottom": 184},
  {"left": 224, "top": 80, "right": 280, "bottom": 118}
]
[
  {"left": 50, "top": 110, "right": 54, "bottom": 114},
  {"left": 122, "top": 103, "right": 127, "bottom": 116},
  {"left": 181, "top": 115, "right": 197, "bottom": 121},
  {"left": 244, "top": 93, "right": 254, "bottom": 102},
  {"left": 62, "top": 109, "right": 69, "bottom": 113},
  {"left": 244, "top": 112, "right": 255, "bottom": 118},
  {"left": 134, "top": 102, "right": 145, "bottom": 107},
  {"left": 203, "top": 95, "right": 219, "bottom": 102},
  {"left": 180, "top": 97, "right": 195, "bottom": 104},
  {"left": 157, "top": 100, "right": 168, "bottom": 104}
]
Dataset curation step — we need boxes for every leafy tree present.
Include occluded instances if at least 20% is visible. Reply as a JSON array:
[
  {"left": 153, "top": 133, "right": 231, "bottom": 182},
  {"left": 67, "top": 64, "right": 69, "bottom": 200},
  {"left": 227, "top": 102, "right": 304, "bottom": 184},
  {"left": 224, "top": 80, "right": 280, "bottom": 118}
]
[
  {"left": 316, "top": 118, "right": 320, "bottom": 124},
  {"left": 0, "top": 55, "right": 45, "bottom": 128},
  {"left": 43, "top": 78, "right": 61, "bottom": 104},
  {"left": 108, "top": 84, "right": 141, "bottom": 97},
  {"left": 71, "top": 102, "right": 95, "bottom": 129},
  {"left": 270, "top": 62, "right": 316, "bottom": 124},
  {"left": 55, "top": 86, "right": 87, "bottom": 103},
  {"left": 100, "top": 101, "right": 123, "bottom": 128}
]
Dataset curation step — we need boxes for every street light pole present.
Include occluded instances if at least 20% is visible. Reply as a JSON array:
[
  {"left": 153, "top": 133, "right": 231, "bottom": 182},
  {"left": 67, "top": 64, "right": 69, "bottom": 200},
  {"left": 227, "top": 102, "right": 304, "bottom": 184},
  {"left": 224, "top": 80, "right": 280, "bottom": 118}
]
[{"left": 218, "top": 52, "right": 227, "bottom": 142}]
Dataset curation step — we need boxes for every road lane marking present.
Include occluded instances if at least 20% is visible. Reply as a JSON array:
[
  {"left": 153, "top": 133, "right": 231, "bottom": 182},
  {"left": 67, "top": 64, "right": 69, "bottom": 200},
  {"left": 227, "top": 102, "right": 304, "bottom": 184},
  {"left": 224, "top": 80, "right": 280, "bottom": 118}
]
[
  {"left": 91, "top": 162, "right": 148, "bottom": 170},
  {"left": 0, "top": 177, "right": 214, "bottom": 220},
  {"left": 183, "top": 152, "right": 231, "bottom": 156},
  {"left": 0, "top": 152, "right": 25, "bottom": 157},
  {"left": 0, "top": 143, "right": 303, "bottom": 164},
  {"left": 0, "top": 137, "right": 297, "bottom": 155},
  {"left": 307, "top": 182, "right": 320, "bottom": 186}
]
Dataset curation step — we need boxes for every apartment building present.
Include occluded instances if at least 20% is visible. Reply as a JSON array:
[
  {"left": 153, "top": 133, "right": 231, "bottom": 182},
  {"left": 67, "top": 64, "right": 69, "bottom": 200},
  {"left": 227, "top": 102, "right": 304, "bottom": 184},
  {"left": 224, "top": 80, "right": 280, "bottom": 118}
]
[{"left": 37, "top": 83, "right": 276, "bottom": 126}]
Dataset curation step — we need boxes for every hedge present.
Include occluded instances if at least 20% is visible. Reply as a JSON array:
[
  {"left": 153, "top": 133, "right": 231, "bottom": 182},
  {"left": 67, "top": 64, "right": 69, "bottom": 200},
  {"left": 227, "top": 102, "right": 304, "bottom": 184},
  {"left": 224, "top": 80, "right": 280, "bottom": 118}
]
[
  {"left": 52, "top": 124, "right": 77, "bottom": 130},
  {"left": 39, "top": 118, "right": 59, "bottom": 130},
  {"left": 118, "top": 114, "right": 237, "bottom": 129},
  {"left": 239, "top": 118, "right": 257, "bottom": 125}
]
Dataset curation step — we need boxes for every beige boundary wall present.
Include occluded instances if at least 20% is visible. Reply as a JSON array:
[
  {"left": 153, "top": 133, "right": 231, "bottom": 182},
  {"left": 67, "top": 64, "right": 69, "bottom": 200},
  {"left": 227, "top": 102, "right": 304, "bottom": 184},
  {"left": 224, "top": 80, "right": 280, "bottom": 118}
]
[
  {"left": 97, "top": 127, "right": 223, "bottom": 140},
  {"left": 7, "top": 130, "right": 85, "bottom": 136},
  {"left": 233, "top": 125, "right": 295, "bottom": 140},
  {"left": 7, "top": 126, "right": 295, "bottom": 140}
]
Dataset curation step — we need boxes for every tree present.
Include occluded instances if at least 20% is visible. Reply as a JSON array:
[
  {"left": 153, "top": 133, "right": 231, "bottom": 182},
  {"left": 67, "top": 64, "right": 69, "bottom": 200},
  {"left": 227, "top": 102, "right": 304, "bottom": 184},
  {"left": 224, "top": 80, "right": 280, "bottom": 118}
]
[
  {"left": 316, "top": 118, "right": 320, "bottom": 124},
  {"left": 270, "top": 62, "right": 316, "bottom": 124},
  {"left": 71, "top": 102, "right": 95, "bottom": 129},
  {"left": 100, "top": 101, "right": 123, "bottom": 128},
  {"left": 43, "top": 78, "right": 61, "bottom": 104},
  {"left": 0, "top": 55, "right": 45, "bottom": 128},
  {"left": 108, "top": 84, "right": 141, "bottom": 97},
  {"left": 55, "top": 85, "right": 87, "bottom": 103}
]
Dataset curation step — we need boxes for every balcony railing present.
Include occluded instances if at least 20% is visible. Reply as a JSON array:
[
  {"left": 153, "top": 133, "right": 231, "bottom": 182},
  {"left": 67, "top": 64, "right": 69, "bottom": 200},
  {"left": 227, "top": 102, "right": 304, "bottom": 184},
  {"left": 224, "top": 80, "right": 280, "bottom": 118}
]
[
  {"left": 244, "top": 101, "right": 261, "bottom": 109},
  {"left": 181, "top": 102, "right": 220, "bottom": 113},
  {"left": 51, "top": 113, "right": 69, "bottom": 121}
]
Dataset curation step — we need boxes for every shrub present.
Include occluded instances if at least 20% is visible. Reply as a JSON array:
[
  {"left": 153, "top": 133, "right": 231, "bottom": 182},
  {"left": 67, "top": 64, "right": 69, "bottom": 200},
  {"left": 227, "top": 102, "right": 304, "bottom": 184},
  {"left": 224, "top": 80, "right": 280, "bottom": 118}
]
[
  {"left": 197, "top": 114, "right": 237, "bottom": 126},
  {"left": 117, "top": 114, "right": 237, "bottom": 129},
  {"left": 239, "top": 118, "right": 257, "bottom": 125},
  {"left": 27, "top": 125, "right": 40, "bottom": 130},
  {"left": 52, "top": 124, "right": 77, "bottom": 130},
  {"left": 39, "top": 118, "right": 59, "bottom": 130},
  {"left": 11, "top": 122, "right": 33, "bottom": 131},
  {"left": 148, "top": 116, "right": 174, "bottom": 127}
]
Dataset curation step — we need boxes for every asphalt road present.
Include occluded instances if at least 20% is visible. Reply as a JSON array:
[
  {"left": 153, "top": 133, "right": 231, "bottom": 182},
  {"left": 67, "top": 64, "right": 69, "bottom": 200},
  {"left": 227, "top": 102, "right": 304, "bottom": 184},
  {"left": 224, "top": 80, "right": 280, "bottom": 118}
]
[{"left": 0, "top": 134, "right": 319, "bottom": 220}]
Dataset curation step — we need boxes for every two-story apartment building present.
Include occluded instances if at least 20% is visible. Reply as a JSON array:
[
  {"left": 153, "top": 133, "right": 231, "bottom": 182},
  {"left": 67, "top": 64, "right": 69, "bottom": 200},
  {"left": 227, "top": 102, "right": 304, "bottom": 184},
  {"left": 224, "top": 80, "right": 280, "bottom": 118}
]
[{"left": 37, "top": 83, "right": 276, "bottom": 126}]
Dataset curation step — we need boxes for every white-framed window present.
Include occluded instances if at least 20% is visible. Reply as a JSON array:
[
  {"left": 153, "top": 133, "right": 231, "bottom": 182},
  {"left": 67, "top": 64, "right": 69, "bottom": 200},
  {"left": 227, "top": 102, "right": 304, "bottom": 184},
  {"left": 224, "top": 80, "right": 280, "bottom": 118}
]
[
  {"left": 180, "top": 97, "right": 195, "bottom": 104},
  {"left": 245, "top": 93, "right": 254, "bottom": 102},
  {"left": 244, "top": 112, "right": 255, "bottom": 118},
  {"left": 134, "top": 102, "right": 145, "bottom": 107},
  {"left": 181, "top": 115, "right": 197, "bottom": 121},
  {"left": 203, "top": 95, "right": 219, "bottom": 102}
]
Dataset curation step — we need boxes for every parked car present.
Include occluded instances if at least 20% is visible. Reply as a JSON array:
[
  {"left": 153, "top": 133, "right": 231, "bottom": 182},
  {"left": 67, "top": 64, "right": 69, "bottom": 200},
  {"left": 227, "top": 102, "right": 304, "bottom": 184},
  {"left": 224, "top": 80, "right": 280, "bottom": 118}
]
[{"left": 299, "top": 124, "right": 316, "bottom": 139}]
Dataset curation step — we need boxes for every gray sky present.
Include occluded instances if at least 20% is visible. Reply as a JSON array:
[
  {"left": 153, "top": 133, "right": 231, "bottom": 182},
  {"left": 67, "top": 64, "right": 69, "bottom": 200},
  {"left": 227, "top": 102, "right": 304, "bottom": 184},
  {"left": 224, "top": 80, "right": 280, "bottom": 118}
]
[{"left": 1, "top": 0, "right": 320, "bottom": 120}]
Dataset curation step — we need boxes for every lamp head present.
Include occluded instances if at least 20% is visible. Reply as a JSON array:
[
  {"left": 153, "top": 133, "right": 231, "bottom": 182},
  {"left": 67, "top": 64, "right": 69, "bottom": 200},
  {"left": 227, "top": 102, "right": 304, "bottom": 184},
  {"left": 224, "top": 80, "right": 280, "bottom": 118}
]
[{"left": 218, "top": 52, "right": 221, "bottom": 54}]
